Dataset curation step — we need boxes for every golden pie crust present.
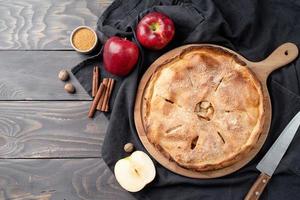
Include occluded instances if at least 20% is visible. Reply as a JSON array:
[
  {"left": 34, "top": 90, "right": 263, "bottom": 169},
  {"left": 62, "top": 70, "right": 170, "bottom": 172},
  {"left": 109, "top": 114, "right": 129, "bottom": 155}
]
[{"left": 143, "top": 46, "right": 264, "bottom": 171}]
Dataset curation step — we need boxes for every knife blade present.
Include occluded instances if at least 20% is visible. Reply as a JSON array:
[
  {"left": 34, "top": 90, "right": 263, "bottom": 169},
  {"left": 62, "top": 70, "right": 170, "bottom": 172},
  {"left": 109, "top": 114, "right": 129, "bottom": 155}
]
[{"left": 244, "top": 111, "right": 300, "bottom": 200}]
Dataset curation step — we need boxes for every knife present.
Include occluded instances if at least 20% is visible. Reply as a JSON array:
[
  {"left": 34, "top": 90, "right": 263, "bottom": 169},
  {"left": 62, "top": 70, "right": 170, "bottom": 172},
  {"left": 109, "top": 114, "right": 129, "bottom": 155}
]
[{"left": 244, "top": 111, "right": 300, "bottom": 200}]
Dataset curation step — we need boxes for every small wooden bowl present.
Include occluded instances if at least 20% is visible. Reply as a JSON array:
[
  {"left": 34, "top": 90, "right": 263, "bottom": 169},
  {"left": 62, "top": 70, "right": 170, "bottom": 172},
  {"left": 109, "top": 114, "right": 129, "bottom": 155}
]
[{"left": 70, "top": 26, "right": 98, "bottom": 54}]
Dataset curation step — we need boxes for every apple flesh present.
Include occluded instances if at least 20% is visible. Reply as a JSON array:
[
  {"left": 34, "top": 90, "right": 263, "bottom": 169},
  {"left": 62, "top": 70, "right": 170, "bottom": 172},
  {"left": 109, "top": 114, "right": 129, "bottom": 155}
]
[
  {"left": 114, "top": 151, "right": 156, "bottom": 192},
  {"left": 103, "top": 36, "right": 139, "bottom": 76},
  {"left": 136, "top": 12, "right": 175, "bottom": 50}
]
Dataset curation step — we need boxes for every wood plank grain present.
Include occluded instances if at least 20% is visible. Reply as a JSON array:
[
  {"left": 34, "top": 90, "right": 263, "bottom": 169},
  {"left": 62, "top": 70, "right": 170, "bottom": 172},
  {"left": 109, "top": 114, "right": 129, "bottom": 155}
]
[
  {"left": 0, "top": 101, "right": 108, "bottom": 158},
  {"left": 0, "top": 0, "right": 112, "bottom": 50},
  {"left": 0, "top": 51, "right": 92, "bottom": 100},
  {"left": 0, "top": 158, "right": 135, "bottom": 200}
]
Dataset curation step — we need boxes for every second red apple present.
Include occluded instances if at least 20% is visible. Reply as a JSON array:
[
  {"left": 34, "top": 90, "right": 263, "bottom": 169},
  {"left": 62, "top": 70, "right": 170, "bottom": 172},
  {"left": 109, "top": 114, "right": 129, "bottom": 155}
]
[{"left": 136, "top": 12, "right": 175, "bottom": 50}]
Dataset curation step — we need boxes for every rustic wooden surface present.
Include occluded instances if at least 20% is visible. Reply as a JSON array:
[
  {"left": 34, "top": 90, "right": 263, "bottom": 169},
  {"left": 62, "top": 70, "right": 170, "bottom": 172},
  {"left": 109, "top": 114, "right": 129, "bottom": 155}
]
[
  {"left": 0, "top": 0, "right": 135, "bottom": 199},
  {"left": 0, "top": 159, "right": 135, "bottom": 200},
  {"left": 0, "top": 51, "right": 90, "bottom": 100},
  {"left": 0, "top": 101, "right": 107, "bottom": 158},
  {"left": 0, "top": 0, "right": 111, "bottom": 50}
]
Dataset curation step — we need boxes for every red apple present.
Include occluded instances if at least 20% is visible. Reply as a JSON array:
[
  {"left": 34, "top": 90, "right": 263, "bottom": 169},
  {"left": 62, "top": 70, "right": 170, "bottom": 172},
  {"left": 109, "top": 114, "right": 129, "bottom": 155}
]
[
  {"left": 136, "top": 12, "right": 175, "bottom": 50},
  {"left": 103, "top": 36, "right": 139, "bottom": 76}
]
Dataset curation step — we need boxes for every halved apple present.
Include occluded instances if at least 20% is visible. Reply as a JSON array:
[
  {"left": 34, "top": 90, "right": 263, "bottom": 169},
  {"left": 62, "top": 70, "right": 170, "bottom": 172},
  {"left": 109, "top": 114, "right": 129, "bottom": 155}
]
[{"left": 114, "top": 151, "right": 156, "bottom": 192}]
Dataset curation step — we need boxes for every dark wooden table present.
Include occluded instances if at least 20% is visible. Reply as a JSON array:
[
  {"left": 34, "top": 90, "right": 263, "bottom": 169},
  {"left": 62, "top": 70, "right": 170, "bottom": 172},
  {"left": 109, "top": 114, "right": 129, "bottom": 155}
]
[{"left": 0, "top": 0, "right": 134, "bottom": 199}]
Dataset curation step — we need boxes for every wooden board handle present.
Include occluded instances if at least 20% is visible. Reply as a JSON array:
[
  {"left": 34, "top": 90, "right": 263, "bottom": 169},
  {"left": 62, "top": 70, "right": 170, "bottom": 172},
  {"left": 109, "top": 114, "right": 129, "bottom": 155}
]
[
  {"left": 249, "top": 43, "right": 298, "bottom": 80},
  {"left": 244, "top": 173, "right": 271, "bottom": 200}
]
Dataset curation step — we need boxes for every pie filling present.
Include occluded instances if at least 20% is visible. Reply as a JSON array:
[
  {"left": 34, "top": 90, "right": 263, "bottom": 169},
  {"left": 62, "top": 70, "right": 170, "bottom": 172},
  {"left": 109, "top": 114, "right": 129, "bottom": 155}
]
[
  {"left": 194, "top": 101, "right": 214, "bottom": 121},
  {"left": 143, "top": 46, "right": 264, "bottom": 171}
]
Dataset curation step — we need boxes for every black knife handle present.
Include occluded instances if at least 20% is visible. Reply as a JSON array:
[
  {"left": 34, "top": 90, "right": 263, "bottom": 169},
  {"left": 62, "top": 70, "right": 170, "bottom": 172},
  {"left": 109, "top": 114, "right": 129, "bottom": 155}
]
[{"left": 244, "top": 173, "right": 271, "bottom": 200}]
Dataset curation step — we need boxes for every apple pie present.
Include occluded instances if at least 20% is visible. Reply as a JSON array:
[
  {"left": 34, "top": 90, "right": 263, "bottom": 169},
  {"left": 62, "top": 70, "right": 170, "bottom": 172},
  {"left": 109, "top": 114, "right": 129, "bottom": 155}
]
[{"left": 143, "top": 46, "right": 264, "bottom": 171}]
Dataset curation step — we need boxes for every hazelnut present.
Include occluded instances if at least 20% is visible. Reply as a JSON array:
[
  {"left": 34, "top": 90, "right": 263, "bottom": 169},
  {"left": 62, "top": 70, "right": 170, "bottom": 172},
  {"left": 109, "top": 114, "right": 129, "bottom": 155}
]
[
  {"left": 58, "top": 70, "right": 69, "bottom": 81},
  {"left": 64, "top": 83, "right": 76, "bottom": 94},
  {"left": 124, "top": 143, "right": 134, "bottom": 153}
]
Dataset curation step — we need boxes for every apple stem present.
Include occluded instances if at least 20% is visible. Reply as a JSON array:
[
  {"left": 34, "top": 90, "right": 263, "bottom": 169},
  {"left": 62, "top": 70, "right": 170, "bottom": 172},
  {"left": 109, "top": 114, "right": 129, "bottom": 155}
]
[{"left": 150, "top": 22, "right": 159, "bottom": 32}]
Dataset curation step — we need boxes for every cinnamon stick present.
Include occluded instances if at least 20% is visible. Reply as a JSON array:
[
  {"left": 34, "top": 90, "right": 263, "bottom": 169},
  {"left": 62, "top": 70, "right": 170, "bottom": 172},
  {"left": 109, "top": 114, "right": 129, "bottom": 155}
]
[
  {"left": 104, "top": 79, "right": 115, "bottom": 112},
  {"left": 101, "top": 78, "right": 112, "bottom": 111},
  {"left": 88, "top": 82, "right": 106, "bottom": 118},
  {"left": 92, "top": 66, "right": 99, "bottom": 97},
  {"left": 97, "top": 78, "right": 109, "bottom": 110}
]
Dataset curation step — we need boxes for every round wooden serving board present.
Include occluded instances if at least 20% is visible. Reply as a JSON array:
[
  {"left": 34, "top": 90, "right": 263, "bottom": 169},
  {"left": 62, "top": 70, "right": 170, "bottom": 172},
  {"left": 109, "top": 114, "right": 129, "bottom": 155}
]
[{"left": 134, "top": 43, "right": 298, "bottom": 178}]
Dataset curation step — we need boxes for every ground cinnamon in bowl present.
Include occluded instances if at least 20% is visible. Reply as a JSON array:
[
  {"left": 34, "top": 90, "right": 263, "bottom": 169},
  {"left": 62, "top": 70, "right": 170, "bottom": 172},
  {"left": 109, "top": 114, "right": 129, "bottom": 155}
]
[{"left": 70, "top": 26, "right": 98, "bottom": 53}]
